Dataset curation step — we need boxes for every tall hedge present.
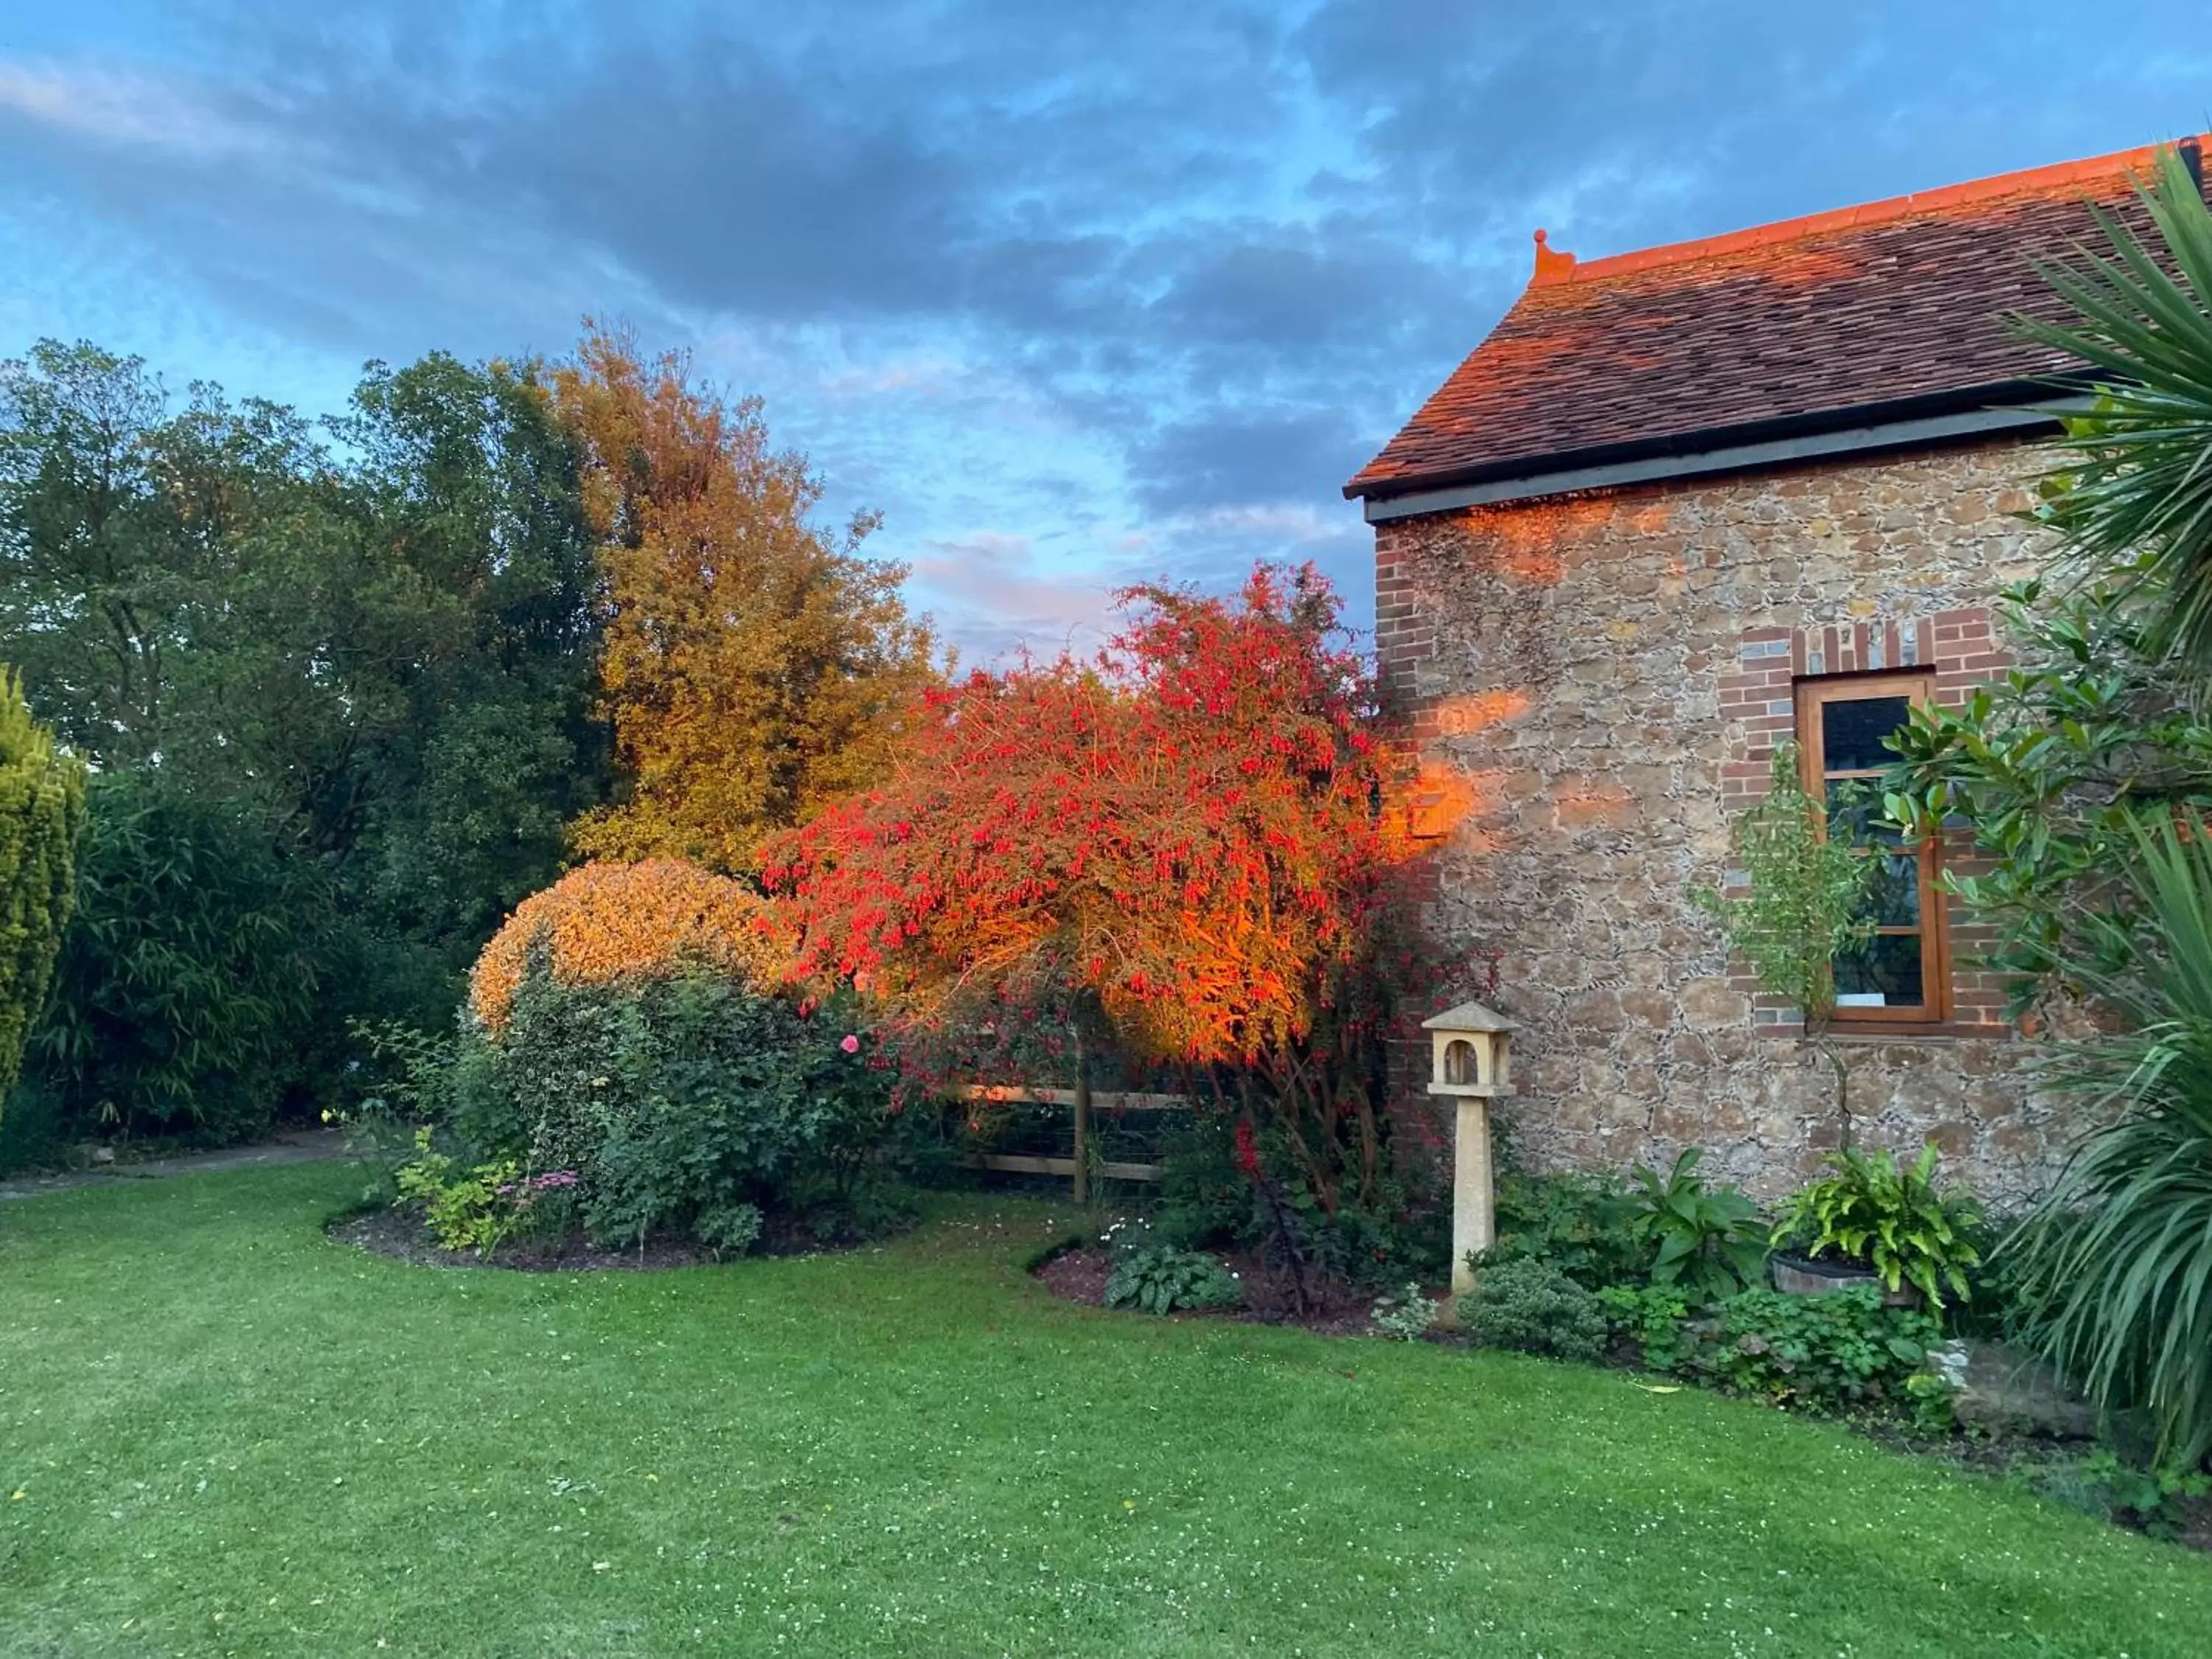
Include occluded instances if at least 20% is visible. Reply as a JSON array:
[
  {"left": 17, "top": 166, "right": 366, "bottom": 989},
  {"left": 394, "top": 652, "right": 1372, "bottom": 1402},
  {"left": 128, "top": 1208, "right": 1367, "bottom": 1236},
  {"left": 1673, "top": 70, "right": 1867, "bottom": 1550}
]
[{"left": 0, "top": 669, "right": 86, "bottom": 1119}]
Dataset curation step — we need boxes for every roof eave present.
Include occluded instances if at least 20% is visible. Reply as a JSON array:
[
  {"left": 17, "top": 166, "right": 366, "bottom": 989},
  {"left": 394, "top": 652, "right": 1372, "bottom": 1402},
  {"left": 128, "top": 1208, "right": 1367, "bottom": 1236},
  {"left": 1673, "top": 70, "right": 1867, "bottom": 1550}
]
[{"left": 1347, "top": 378, "right": 2083, "bottom": 515}]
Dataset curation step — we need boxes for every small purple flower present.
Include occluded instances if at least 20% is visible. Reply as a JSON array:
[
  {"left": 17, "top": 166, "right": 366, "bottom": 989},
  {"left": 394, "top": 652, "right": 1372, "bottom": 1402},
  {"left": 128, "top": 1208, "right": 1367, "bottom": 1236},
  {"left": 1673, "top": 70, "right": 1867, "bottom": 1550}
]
[
  {"left": 529, "top": 1170, "right": 579, "bottom": 1191},
  {"left": 840, "top": 1034, "right": 861, "bottom": 1055}
]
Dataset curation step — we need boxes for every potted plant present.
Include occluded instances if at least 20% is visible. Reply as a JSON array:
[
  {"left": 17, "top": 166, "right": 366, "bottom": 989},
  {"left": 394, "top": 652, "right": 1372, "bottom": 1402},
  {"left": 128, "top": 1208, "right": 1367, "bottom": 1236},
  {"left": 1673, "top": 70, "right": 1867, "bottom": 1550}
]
[{"left": 1769, "top": 1142, "right": 1981, "bottom": 1312}]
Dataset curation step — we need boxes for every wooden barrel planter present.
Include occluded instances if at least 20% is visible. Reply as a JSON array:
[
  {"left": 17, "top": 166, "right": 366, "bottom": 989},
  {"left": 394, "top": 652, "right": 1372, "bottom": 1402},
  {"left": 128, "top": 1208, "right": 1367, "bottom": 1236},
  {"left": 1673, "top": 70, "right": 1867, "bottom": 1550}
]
[{"left": 1771, "top": 1253, "right": 1922, "bottom": 1310}]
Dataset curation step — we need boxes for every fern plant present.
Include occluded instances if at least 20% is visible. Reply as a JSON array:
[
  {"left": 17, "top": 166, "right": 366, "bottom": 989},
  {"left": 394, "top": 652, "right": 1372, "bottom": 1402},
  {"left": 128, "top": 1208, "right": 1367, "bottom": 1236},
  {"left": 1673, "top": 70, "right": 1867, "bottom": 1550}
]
[{"left": 1771, "top": 1143, "right": 1981, "bottom": 1310}]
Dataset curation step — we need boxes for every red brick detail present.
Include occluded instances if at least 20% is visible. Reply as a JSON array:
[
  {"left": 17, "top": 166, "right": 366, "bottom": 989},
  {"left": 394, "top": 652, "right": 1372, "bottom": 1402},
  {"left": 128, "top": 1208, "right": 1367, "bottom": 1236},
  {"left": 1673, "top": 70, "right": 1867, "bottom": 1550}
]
[{"left": 1718, "top": 611, "right": 2020, "bottom": 1029}]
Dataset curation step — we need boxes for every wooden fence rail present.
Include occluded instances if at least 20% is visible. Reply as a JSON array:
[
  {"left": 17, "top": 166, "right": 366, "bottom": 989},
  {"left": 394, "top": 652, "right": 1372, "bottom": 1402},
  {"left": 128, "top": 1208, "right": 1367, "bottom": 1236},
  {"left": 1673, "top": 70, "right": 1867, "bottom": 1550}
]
[{"left": 942, "top": 1080, "right": 1194, "bottom": 1203}]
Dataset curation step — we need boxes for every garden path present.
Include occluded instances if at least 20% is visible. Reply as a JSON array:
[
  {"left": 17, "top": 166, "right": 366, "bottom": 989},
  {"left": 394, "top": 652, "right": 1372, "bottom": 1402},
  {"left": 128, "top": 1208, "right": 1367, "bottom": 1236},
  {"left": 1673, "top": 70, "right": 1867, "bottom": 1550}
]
[{"left": 0, "top": 1126, "right": 348, "bottom": 1200}]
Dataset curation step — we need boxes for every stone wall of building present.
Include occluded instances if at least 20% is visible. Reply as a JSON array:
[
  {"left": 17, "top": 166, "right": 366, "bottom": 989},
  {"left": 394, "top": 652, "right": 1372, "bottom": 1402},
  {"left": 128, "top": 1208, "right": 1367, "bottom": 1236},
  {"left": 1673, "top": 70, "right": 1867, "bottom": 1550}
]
[{"left": 1375, "top": 438, "right": 2068, "bottom": 1206}]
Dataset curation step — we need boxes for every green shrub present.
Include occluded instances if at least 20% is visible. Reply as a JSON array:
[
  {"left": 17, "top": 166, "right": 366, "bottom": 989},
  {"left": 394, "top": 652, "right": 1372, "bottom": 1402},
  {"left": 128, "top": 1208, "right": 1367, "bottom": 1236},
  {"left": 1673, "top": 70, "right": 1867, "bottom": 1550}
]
[
  {"left": 1771, "top": 1143, "right": 1981, "bottom": 1311},
  {"left": 1155, "top": 1117, "right": 1250, "bottom": 1248},
  {"left": 26, "top": 771, "right": 322, "bottom": 1143},
  {"left": 447, "top": 956, "right": 902, "bottom": 1252},
  {"left": 394, "top": 1127, "right": 529, "bottom": 1256},
  {"left": 2030, "top": 1450, "right": 2212, "bottom": 1542},
  {"left": 1369, "top": 1281, "right": 1440, "bottom": 1341},
  {"left": 1596, "top": 1283, "right": 1693, "bottom": 1371},
  {"left": 1620, "top": 1148, "right": 1767, "bottom": 1302},
  {"left": 1460, "top": 1259, "right": 1609, "bottom": 1363},
  {"left": 1155, "top": 1116, "right": 1447, "bottom": 1291},
  {"left": 1312, "top": 1178, "right": 1450, "bottom": 1291},
  {"left": 1700, "top": 1284, "right": 1939, "bottom": 1414},
  {"left": 0, "top": 668, "right": 84, "bottom": 1126},
  {"left": 1103, "top": 1245, "right": 1243, "bottom": 1315},
  {"left": 1485, "top": 1169, "right": 1646, "bottom": 1289},
  {"left": 0, "top": 1077, "right": 68, "bottom": 1173},
  {"left": 1904, "top": 1370, "right": 1961, "bottom": 1435}
]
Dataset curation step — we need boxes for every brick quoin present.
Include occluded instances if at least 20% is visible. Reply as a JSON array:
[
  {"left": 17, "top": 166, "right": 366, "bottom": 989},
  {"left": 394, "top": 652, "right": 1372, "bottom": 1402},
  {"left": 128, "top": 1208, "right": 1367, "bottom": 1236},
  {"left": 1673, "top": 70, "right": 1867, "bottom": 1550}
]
[{"left": 1719, "top": 609, "right": 2017, "bottom": 1034}]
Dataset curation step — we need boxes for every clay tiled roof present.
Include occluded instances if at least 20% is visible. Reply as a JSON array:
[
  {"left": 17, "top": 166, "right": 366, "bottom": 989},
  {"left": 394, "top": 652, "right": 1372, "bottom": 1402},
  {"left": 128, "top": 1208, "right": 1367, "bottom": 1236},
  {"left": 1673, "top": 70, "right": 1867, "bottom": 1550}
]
[{"left": 1346, "top": 137, "right": 2208, "bottom": 501}]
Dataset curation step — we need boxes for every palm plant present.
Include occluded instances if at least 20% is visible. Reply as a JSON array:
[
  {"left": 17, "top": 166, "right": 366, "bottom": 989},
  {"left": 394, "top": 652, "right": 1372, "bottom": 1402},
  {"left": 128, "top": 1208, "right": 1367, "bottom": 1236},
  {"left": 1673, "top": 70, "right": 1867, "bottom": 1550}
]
[
  {"left": 2006, "top": 813, "right": 2212, "bottom": 1470},
  {"left": 2017, "top": 145, "right": 2212, "bottom": 673}
]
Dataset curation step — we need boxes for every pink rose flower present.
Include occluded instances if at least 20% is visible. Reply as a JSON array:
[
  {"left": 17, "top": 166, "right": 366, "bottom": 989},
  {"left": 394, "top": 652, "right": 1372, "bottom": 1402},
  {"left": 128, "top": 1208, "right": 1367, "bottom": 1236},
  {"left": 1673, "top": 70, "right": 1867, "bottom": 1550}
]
[{"left": 840, "top": 1034, "right": 861, "bottom": 1054}]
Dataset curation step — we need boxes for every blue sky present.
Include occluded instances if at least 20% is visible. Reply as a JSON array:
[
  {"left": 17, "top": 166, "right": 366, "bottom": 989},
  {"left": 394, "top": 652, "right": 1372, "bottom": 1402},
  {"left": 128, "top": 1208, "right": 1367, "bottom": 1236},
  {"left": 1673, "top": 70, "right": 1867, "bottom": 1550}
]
[{"left": 4, "top": 2, "right": 2208, "bottom": 659}]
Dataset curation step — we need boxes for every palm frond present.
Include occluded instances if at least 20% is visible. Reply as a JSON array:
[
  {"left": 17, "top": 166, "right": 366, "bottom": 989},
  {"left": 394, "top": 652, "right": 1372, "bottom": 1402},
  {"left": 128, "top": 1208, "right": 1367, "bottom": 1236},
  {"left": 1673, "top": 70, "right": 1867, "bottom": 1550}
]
[
  {"left": 2016, "top": 147, "right": 2212, "bottom": 672},
  {"left": 2008, "top": 810, "right": 2212, "bottom": 1468}
]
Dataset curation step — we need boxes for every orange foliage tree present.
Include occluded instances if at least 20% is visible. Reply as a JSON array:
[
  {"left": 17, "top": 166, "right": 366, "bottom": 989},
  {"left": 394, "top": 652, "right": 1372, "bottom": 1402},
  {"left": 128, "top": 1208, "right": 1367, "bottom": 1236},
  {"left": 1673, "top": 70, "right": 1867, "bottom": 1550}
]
[
  {"left": 546, "top": 326, "right": 936, "bottom": 872},
  {"left": 762, "top": 563, "right": 1447, "bottom": 1208},
  {"left": 469, "top": 858, "right": 789, "bottom": 1034}
]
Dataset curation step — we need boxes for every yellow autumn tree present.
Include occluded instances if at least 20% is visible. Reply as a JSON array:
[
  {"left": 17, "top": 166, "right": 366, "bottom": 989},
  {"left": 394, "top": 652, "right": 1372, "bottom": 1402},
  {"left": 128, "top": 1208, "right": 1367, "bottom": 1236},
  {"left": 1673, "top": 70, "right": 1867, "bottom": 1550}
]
[
  {"left": 548, "top": 325, "right": 937, "bottom": 872},
  {"left": 469, "top": 859, "right": 791, "bottom": 1034}
]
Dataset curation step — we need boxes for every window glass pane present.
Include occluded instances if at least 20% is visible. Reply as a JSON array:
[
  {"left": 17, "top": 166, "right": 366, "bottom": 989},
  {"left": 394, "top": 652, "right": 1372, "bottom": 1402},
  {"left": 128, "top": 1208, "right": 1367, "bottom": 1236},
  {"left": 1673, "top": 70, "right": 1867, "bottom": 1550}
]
[
  {"left": 1820, "top": 695, "right": 1913, "bottom": 772},
  {"left": 1834, "top": 932, "right": 1926, "bottom": 1008},
  {"left": 1863, "top": 852, "right": 1921, "bottom": 927},
  {"left": 1826, "top": 780, "right": 1904, "bottom": 846}
]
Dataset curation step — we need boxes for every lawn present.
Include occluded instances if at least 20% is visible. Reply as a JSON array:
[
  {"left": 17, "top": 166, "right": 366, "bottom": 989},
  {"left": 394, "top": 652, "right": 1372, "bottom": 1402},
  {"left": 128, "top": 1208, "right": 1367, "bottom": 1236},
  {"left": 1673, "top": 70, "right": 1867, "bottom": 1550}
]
[{"left": 3, "top": 1168, "right": 2208, "bottom": 1658}]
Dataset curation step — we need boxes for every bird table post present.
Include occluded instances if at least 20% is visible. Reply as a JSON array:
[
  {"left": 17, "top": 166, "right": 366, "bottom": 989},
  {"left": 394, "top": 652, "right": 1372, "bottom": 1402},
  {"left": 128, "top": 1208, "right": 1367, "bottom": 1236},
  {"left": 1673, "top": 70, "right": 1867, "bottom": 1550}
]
[{"left": 1422, "top": 1002, "right": 1517, "bottom": 1315}]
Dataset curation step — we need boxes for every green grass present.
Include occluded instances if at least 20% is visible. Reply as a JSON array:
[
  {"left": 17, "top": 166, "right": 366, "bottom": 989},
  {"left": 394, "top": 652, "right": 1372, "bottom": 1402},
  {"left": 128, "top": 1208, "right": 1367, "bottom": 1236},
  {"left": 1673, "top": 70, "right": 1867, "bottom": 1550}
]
[{"left": 3, "top": 1169, "right": 2208, "bottom": 1657}]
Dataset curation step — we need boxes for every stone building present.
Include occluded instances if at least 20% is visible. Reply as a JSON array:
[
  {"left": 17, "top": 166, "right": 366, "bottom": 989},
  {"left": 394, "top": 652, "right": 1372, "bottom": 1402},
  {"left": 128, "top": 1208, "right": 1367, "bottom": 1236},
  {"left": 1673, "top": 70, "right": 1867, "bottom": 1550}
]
[{"left": 1347, "top": 136, "right": 2207, "bottom": 1205}]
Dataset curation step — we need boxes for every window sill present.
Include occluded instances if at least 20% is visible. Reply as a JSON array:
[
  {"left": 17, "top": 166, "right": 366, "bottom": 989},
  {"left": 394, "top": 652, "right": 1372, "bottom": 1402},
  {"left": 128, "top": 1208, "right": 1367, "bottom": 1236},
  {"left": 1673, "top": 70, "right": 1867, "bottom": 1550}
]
[{"left": 1756, "top": 1019, "right": 2018, "bottom": 1043}]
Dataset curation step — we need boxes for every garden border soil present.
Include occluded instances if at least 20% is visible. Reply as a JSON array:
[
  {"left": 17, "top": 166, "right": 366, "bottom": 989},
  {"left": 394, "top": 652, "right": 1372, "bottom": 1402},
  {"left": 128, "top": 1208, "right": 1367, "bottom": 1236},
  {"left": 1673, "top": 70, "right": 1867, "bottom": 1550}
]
[{"left": 1030, "top": 1241, "right": 1413, "bottom": 1338}]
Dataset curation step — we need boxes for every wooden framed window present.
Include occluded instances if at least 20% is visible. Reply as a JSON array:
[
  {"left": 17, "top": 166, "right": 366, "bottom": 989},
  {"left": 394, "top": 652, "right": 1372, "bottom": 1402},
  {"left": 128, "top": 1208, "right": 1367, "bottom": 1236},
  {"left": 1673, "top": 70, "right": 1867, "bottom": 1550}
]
[{"left": 1794, "top": 672, "right": 1948, "bottom": 1025}]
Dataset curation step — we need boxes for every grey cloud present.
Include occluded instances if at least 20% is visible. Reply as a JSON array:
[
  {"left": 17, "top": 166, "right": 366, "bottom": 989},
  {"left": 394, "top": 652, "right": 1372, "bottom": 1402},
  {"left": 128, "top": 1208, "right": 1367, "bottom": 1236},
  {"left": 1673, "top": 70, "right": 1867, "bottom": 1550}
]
[
  {"left": 8, "top": 0, "right": 2212, "bottom": 659},
  {"left": 1127, "top": 407, "right": 1368, "bottom": 517},
  {"left": 1297, "top": 0, "right": 2211, "bottom": 259}
]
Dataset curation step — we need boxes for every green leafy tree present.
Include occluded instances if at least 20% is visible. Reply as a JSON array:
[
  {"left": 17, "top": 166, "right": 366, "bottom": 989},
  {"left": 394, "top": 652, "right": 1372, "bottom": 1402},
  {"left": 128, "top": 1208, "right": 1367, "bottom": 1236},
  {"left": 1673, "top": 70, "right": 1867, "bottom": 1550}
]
[
  {"left": 0, "top": 342, "right": 605, "bottom": 943},
  {"left": 1, "top": 340, "right": 609, "bottom": 1141},
  {"left": 0, "top": 669, "right": 85, "bottom": 1119},
  {"left": 1697, "top": 744, "right": 1875, "bottom": 1141},
  {"left": 330, "top": 352, "right": 609, "bottom": 950},
  {"left": 0, "top": 342, "right": 184, "bottom": 760}
]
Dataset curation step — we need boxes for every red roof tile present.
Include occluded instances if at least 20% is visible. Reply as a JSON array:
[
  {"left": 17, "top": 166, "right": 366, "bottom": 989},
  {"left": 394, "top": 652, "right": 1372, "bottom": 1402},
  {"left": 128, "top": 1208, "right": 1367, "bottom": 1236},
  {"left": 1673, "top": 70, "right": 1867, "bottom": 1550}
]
[{"left": 1346, "top": 137, "right": 2208, "bottom": 501}]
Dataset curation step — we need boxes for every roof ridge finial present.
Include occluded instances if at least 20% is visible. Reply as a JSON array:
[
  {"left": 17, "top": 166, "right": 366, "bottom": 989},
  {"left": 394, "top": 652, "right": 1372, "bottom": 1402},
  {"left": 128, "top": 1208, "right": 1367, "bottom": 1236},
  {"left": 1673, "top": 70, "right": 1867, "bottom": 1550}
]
[{"left": 1531, "top": 227, "right": 1576, "bottom": 286}]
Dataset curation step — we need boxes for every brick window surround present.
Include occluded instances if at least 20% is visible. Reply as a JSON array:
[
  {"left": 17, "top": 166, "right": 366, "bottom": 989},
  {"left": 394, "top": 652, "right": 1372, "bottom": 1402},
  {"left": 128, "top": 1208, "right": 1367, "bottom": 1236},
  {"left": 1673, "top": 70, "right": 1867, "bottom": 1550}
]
[{"left": 1719, "top": 610, "right": 2013, "bottom": 1036}]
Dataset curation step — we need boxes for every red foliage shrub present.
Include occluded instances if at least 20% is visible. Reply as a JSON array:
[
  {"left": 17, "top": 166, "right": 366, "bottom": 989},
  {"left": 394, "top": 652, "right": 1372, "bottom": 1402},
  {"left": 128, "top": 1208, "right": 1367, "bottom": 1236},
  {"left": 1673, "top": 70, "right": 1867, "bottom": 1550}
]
[{"left": 763, "top": 563, "right": 1456, "bottom": 1206}]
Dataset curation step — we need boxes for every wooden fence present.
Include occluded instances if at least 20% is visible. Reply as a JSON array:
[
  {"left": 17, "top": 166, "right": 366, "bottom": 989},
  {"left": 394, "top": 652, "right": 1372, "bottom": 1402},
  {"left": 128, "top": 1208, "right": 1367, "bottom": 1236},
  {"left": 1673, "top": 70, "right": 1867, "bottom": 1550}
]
[{"left": 944, "top": 1080, "right": 1192, "bottom": 1203}]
